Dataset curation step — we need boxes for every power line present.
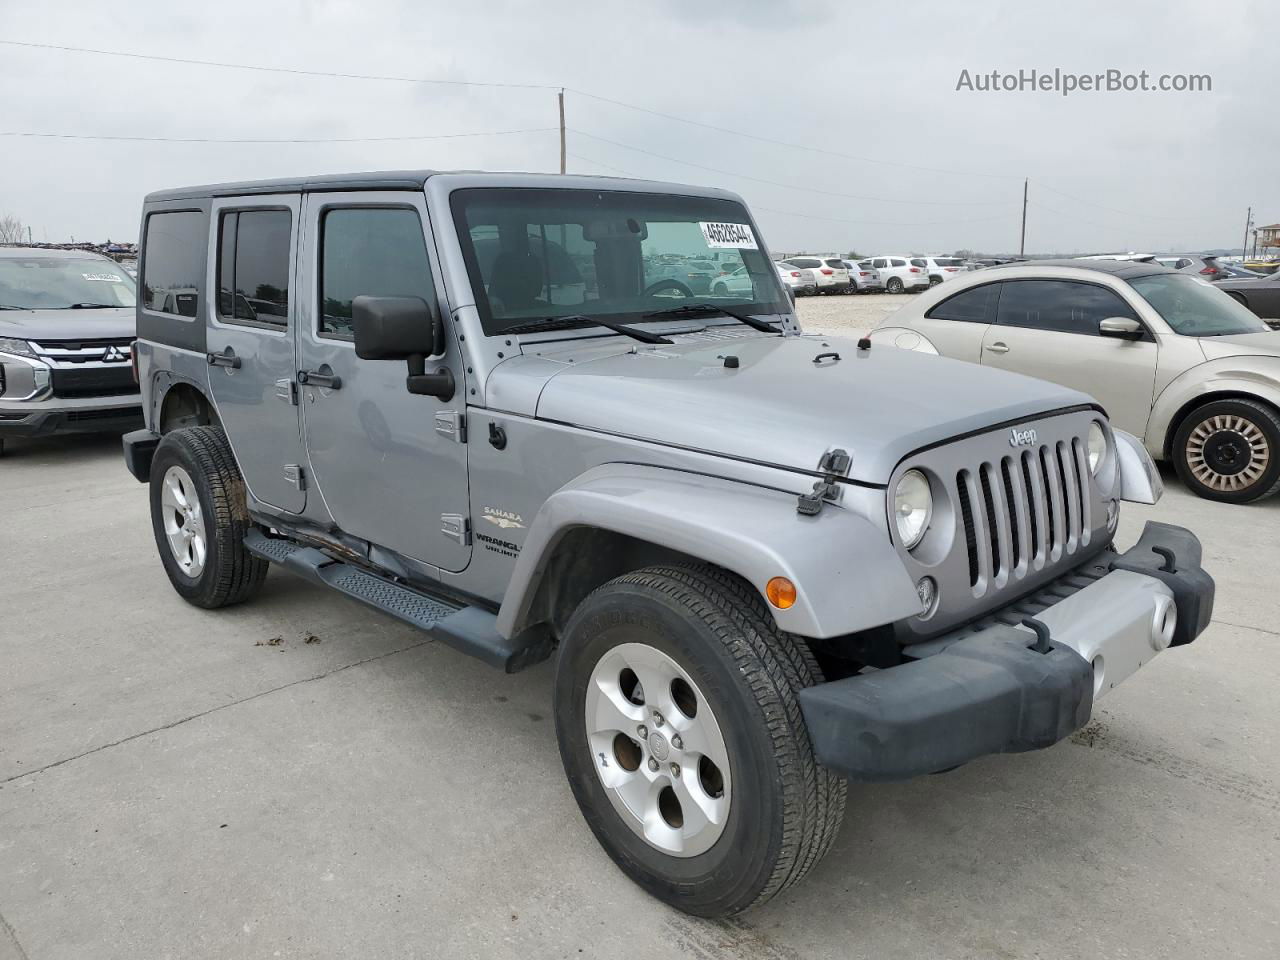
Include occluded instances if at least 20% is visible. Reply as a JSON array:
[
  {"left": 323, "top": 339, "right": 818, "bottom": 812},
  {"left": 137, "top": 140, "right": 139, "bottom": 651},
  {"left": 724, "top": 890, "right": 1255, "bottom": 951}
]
[
  {"left": 0, "top": 39, "right": 560, "bottom": 90},
  {"left": 0, "top": 127, "right": 556, "bottom": 145},
  {"left": 1035, "top": 181, "right": 1195, "bottom": 222},
  {"left": 2, "top": 38, "right": 1020, "bottom": 182},
  {"left": 569, "top": 149, "right": 1014, "bottom": 228},
  {"left": 570, "top": 128, "right": 1012, "bottom": 206},
  {"left": 567, "top": 89, "right": 1023, "bottom": 182}
]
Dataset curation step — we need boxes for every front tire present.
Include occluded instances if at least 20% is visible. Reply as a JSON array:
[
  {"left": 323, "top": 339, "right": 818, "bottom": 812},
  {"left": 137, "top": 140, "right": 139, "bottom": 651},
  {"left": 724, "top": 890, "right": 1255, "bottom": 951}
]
[
  {"left": 1172, "top": 399, "right": 1280, "bottom": 503},
  {"left": 554, "top": 564, "right": 846, "bottom": 917},
  {"left": 886, "top": 277, "right": 904, "bottom": 294},
  {"left": 149, "top": 425, "right": 268, "bottom": 607}
]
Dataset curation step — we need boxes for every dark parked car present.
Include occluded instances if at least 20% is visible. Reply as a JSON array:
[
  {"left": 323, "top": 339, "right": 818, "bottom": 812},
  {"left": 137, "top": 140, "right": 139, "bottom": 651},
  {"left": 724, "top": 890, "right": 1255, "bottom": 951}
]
[{"left": 1217, "top": 269, "right": 1280, "bottom": 328}]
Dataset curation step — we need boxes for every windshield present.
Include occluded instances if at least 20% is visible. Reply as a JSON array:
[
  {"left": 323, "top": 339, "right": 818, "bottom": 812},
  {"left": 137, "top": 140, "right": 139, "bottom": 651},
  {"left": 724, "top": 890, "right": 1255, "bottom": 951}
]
[
  {"left": 1128, "top": 273, "right": 1270, "bottom": 337},
  {"left": 0, "top": 257, "right": 137, "bottom": 310},
  {"left": 452, "top": 188, "right": 788, "bottom": 336}
]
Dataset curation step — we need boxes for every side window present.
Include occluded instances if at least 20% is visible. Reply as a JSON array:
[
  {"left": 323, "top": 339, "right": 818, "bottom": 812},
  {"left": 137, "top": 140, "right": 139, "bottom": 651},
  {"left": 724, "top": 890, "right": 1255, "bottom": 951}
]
[
  {"left": 216, "top": 209, "right": 292, "bottom": 328},
  {"left": 891, "top": 258, "right": 907, "bottom": 267},
  {"left": 926, "top": 282, "right": 999, "bottom": 323},
  {"left": 995, "top": 279, "right": 1139, "bottom": 336},
  {"left": 872, "top": 258, "right": 887, "bottom": 268},
  {"left": 142, "top": 211, "right": 205, "bottom": 317},
  {"left": 320, "top": 207, "right": 437, "bottom": 341}
]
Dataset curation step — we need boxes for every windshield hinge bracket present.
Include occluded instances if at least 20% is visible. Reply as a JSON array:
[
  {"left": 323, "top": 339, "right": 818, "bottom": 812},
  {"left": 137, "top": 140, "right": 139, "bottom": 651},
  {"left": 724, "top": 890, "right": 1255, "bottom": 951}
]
[{"left": 797, "top": 448, "right": 851, "bottom": 516}]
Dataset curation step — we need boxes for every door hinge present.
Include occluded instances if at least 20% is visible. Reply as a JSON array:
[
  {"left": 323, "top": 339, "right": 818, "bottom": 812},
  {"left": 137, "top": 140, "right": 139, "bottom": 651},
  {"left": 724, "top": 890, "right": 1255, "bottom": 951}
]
[
  {"left": 283, "top": 464, "right": 306, "bottom": 491},
  {"left": 275, "top": 378, "right": 298, "bottom": 405},
  {"left": 441, "top": 513, "right": 471, "bottom": 545},
  {"left": 435, "top": 410, "right": 467, "bottom": 443}
]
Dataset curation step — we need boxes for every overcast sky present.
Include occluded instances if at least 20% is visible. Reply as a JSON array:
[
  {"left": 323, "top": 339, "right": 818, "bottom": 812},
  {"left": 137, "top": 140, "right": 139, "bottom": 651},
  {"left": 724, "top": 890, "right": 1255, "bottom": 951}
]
[{"left": 1, "top": 0, "right": 1275, "bottom": 256}]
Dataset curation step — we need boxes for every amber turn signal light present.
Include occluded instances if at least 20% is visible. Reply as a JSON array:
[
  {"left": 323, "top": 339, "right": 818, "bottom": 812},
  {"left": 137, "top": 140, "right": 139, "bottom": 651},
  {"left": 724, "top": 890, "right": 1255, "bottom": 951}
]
[{"left": 766, "top": 577, "right": 797, "bottom": 609}]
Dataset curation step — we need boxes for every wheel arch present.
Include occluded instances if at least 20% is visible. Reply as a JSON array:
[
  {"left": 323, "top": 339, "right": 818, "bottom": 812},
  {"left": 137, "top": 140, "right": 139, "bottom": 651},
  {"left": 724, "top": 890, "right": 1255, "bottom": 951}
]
[
  {"left": 158, "top": 380, "right": 221, "bottom": 434},
  {"left": 1157, "top": 387, "right": 1280, "bottom": 460},
  {"left": 495, "top": 463, "right": 921, "bottom": 642}
]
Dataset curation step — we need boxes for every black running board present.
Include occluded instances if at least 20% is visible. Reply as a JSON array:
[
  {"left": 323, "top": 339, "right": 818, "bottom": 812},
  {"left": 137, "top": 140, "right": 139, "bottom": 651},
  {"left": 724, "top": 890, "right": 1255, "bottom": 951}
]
[{"left": 245, "top": 530, "right": 551, "bottom": 672}]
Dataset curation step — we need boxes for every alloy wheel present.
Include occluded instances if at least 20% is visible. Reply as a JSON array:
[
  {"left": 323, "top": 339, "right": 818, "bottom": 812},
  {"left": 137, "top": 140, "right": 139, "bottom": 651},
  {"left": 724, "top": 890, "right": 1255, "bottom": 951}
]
[
  {"left": 1184, "top": 413, "right": 1271, "bottom": 493},
  {"left": 160, "top": 465, "right": 207, "bottom": 577},
  {"left": 584, "top": 642, "right": 731, "bottom": 858}
]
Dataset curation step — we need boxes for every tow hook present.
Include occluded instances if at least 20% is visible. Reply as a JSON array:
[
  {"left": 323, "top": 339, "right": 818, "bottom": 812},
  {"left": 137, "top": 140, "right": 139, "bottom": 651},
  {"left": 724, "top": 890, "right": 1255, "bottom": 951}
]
[{"left": 1021, "top": 617, "right": 1054, "bottom": 654}]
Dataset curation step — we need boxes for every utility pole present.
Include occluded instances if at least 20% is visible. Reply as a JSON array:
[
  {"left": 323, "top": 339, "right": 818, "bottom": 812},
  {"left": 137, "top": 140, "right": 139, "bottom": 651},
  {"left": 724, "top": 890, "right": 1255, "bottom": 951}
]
[
  {"left": 1241, "top": 206, "right": 1252, "bottom": 258},
  {"left": 558, "top": 89, "right": 566, "bottom": 174},
  {"left": 1019, "top": 178, "right": 1028, "bottom": 257}
]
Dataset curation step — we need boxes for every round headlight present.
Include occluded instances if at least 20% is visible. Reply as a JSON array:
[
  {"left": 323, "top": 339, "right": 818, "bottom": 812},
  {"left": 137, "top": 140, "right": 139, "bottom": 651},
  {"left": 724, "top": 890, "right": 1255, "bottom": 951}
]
[
  {"left": 1087, "top": 421, "right": 1107, "bottom": 475},
  {"left": 894, "top": 469, "right": 933, "bottom": 549}
]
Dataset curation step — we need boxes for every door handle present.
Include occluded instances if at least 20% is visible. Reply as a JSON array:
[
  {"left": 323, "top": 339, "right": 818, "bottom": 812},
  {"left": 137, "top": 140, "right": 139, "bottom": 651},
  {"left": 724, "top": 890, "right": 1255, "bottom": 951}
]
[
  {"left": 298, "top": 367, "right": 342, "bottom": 389},
  {"left": 987, "top": 341, "right": 1010, "bottom": 355},
  {"left": 206, "top": 347, "right": 241, "bottom": 369}
]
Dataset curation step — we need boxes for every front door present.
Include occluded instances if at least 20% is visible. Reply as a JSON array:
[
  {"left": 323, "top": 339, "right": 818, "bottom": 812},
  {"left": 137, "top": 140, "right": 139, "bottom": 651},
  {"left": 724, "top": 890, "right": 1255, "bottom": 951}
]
[
  {"left": 295, "top": 192, "right": 471, "bottom": 572},
  {"left": 205, "top": 195, "right": 307, "bottom": 513},
  {"left": 980, "top": 278, "right": 1159, "bottom": 436}
]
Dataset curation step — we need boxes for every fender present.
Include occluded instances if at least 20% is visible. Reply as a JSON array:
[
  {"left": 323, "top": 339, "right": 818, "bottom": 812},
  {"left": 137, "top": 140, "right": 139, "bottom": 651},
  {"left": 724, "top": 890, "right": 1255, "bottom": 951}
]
[
  {"left": 495, "top": 463, "right": 922, "bottom": 640},
  {"left": 1146, "top": 358, "right": 1280, "bottom": 458}
]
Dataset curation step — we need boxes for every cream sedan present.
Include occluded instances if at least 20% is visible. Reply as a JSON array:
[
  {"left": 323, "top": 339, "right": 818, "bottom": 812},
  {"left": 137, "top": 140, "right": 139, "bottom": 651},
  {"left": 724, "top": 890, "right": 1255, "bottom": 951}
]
[{"left": 869, "top": 259, "right": 1280, "bottom": 503}]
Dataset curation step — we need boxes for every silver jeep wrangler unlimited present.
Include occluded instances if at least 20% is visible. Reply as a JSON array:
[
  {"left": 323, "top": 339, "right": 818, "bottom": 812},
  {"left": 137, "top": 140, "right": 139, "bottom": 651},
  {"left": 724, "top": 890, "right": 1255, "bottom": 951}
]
[{"left": 123, "top": 171, "right": 1214, "bottom": 917}]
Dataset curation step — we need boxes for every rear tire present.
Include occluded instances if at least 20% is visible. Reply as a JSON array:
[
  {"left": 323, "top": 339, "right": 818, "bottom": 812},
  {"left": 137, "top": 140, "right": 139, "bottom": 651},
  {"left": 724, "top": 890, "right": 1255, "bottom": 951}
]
[
  {"left": 554, "top": 563, "right": 846, "bottom": 917},
  {"left": 1172, "top": 398, "right": 1280, "bottom": 503},
  {"left": 149, "top": 425, "right": 268, "bottom": 607},
  {"left": 886, "top": 277, "right": 904, "bottom": 294}
]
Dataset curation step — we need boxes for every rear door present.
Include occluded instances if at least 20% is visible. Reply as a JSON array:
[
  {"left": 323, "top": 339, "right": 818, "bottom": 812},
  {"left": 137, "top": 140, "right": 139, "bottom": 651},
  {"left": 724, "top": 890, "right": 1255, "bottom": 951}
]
[
  {"left": 205, "top": 196, "right": 307, "bottom": 513},
  {"left": 980, "top": 278, "right": 1158, "bottom": 435},
  {"left": 295, "top": 192, "right": 472, "bottom": 572}
]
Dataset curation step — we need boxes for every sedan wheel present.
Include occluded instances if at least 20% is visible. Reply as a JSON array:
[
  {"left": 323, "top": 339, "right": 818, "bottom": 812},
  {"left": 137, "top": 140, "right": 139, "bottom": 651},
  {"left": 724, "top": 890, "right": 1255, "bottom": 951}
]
[{"left": 1173, "top": 399, "right": 1280, "bottom": 503}]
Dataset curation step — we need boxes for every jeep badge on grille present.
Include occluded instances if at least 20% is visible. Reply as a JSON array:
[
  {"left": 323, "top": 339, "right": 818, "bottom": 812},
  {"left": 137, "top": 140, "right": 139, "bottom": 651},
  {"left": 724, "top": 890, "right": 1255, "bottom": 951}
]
[{"left": 1009, "top": 427, "right": 1038, "bottom": 447}]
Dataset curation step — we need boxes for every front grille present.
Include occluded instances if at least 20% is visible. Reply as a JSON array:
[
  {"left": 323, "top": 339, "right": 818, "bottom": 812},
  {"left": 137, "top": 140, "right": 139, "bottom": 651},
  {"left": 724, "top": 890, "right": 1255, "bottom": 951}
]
[
  {"left": 31, "top": 337, "right": 134, "bottom": 363},
  {"left": 51, "top": 367, "right": 136, "bottom": 398},
  {"left": 954, "top": 439, "right": 1092, "bottom": 596},
  {"left": 890, "top": 409, "right": 1110, "bottom": 643}
]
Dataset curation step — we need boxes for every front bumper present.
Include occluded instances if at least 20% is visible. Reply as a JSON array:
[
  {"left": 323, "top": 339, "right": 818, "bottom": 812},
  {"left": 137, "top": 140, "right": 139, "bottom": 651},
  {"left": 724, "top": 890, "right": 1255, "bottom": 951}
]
[
  {"left": 799, "top": 521, "right": 1214, "bottom": 782},
  {"left": 0, "top": 395, "right": 143, "bottom": 438}
]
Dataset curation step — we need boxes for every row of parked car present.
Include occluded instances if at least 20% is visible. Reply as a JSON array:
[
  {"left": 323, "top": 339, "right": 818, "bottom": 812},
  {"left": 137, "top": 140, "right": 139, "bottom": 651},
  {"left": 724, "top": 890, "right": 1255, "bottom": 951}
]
[{"left": 774, "top": 255, "right": 972, "bottom": 296}]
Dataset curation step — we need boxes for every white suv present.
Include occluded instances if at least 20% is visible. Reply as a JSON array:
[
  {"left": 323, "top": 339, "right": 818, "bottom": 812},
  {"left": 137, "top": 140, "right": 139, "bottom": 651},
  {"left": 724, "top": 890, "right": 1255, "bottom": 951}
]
[
  {"left": 868, "top": 256, "right": 931, "bottom": 294},
  {"left": 781, "top": 257, "right": 850, "bottom": 294},
  {"left": 922, "top": 256, "right": 968, "bottom": 286}
]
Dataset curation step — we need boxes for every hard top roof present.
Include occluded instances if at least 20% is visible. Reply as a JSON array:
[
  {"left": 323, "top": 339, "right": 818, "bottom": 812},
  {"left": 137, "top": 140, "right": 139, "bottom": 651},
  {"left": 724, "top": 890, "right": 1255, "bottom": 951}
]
[{"left": 142, "top": 170, "right": 739, "bottom": 204}]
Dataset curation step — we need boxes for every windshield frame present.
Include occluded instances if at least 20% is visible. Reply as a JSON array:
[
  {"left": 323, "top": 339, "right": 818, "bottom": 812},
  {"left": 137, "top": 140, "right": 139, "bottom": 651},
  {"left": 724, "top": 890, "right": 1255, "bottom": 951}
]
[
  {"left": 0, "top": 256, "right": 137, "bottom": 310},
  {"left": 449, "top": 186, "right": 790, "bottom": 338},
  {"left": 1127, "top": 272, "right": 1271, "bottom": 338}
]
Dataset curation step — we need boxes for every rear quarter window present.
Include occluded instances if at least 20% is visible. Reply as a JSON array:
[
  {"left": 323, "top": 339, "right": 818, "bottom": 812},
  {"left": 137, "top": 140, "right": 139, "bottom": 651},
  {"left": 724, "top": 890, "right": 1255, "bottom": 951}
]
[
  {"left": 142, "top": 210, "right": 207, "bottom": 317},
  {"left": 925, "top": 282, "right": 999, "bottom": 322}
]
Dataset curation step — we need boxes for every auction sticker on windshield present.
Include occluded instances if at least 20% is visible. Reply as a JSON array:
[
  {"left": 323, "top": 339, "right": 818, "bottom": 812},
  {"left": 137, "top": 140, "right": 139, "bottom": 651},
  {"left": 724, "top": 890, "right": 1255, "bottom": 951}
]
[{"left": 699, "top": 222, "right": 758, "bottom": 250}]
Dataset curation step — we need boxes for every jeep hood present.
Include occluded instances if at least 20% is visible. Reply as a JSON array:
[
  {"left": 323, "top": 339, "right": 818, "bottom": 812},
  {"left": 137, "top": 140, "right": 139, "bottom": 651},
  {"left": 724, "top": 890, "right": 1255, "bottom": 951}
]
[
  {"left": 0, "top": 307, "right": 136, "bottom": 342},
  {"left": 522, "top": 333, "right": 1094, "bottom": 485}
]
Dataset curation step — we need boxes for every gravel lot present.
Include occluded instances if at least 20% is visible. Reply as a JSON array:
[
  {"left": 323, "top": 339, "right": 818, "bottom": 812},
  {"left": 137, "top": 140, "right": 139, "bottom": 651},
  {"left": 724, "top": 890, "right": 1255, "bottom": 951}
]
[
  {"left": 2, "top": 360, "right": 1278, "bottom": 959},
  {"left": 794, "top": 291, "right": 915, "bottom": 336}
]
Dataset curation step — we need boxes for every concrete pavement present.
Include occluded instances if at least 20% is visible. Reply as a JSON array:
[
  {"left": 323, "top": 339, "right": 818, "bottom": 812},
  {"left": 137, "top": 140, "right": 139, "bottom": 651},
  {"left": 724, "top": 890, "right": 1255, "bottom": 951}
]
[{"left": 1, "top": 428, "right": 1277, "bottom": 960}]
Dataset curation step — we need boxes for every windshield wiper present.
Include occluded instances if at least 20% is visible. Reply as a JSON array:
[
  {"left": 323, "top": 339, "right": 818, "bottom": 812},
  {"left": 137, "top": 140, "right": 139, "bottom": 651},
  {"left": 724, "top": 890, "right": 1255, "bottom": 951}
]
[
  {"left": 67, "top": 302, "right": 120, "bottom": 310},
  {"left": 502, "top": 314, "right": 672, "bottom": 345},
  {"left": 0, "top": 305, "right": 29, "bottom": 310},
  {"left": 642, "top": 302, "right": 780, "bottom": 334}
]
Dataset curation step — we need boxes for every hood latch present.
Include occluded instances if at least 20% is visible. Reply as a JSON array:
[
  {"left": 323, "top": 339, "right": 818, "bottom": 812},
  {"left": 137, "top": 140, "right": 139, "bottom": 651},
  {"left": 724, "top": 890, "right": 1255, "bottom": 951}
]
[{"left": 797, "top": 448, "right": 851, "bottom": 516}]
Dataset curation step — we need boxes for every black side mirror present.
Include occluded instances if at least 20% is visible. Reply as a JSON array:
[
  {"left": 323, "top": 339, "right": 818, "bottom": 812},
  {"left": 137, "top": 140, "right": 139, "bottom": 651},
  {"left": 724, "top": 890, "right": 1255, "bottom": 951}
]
[
  {"left": 1098, "top": 316, "right": 1144, "bottom": 340},
  {"left": 352, "top": 295, "right": 454, "bottom": 400}
]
